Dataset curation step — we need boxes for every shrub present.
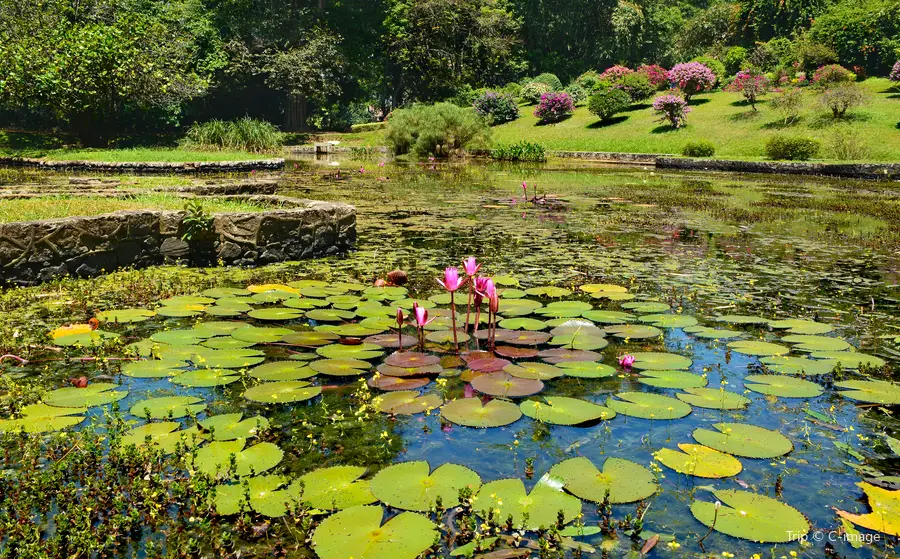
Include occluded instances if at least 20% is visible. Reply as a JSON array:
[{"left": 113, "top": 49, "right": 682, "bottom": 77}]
[
  {"left": 725, "top": 69, "right": 769, "bottom": 110},
  {"left": 770, "top": 88, "right": 804, "bottom": 125},
  {"left": 533, "top": 73, "right": 563, "bottom": 90},
  {"left": 575, "top": 70, "right": 603, "bottom": 91},
  {"left": 637, "top": 64, "right": 669, "bottom": 90},
  {"left": 182, "top": 118, "right": 282, "bottom": 153},
  {"left": 533, "top": 92, "right": 575, "bottom": 123},
  {"left": 652, "top": 94, "right": 691, "bottom": 128},
  {"left": 667, "top": 62, "right": 716, "bottom": 101},
  {"left": 890, "top": 61, "right": 900, "bottom": 90},
  {"left": 350, "top": 122, "right": 386, "bottom": 133},
  {"left": 682, "top": 140, "right": 715, "bottom": 157},
  {"left": 450, "top": 86, "right": 488, "bottom": 107},
  {"left": 564, "top": 83, "right": 588, "bottom": 105},
  {"left": 691, "top": 56, "right": 726, "bottom": 86},
  {"left": 617, "top": 72, "right": 656, "bottom": 102},
  {"left": 490, "top": 140, "right": 547, "bottom": 162},
  {"left": 588, "top": 89, "right": 632, "bottom": 121},
  {"left": 503, "top": 82, "right": 523, "bottom": 98},
  {"left": 794, "top": 40, "right": 838, "bottom": 73},
  {"left": 599, "top": 65, "right": 634, "bottom": 83},
  {"left": 521, "top": 82, "right": 552, "bottom": 104},
  {"left": 826, "top": 126, "right": 870, "bottom": 161},
  {"left": 818, "top": 83, "right": 870, "bottom": 118},
  {"left": 812, "top": 64, "right": 855, "bottom": 88},
  {"left": 385, "top": 103, "right": 490, "bottom": 157},
  {"left": 723, "top": 46, "right": 748, "bottom": 75},
  {"left": 473, "top": 91, "right": 519, "bottom": 125},
  {"left": 765, "top": 135, "right": 820, "bottom": 160}
]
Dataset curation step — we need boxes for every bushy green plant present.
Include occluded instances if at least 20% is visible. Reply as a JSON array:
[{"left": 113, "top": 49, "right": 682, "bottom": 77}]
[
  {"left": 588, "top": 89, "right": 632, "bottom": 121},
  {"left": 723, "top": 46, "right": 748, "bottom": 75},
  {"left": 826, "top": 125, "right": 870, "bottom": 160},
  {"left": 770, "top": 88, "right": 804, "bottom": 125},
  {"left": 817, "top": 83, "right": 869, "bottom": 118},
  {"left": 812, "top": 64, "right": 856, "bottom": 88},
  {"left": 450, "top": 86, "right": 489, "bottom": 107},
  {"left": 520, "top": 82, "right": 552, "bottom": 104},
  {"left": 564, "top": 83, "right": 588, "bottom": 105},
  {"left": 473, "top": 91, "right": 519, "bottom": 124},
  {"left": 575, "top": 70, "right": 603, "bottom": 91},
  {"left": 182, "top": 118, "right": 282, "bottom": 153},
  {"left": 691, "top": 55, "right": 726, "bottom": 86},
  {"left": 682, "top": 140, "right": 716, "bottom": 157},
  {"left": 533, "top": 92, "right": 575, "bottom": 122},
  {"left": 618, "top": 72, "right": 656, "bottom": 102},
  {"left": 532, "top": 73, "right": 563, "bottom": 91},
  {"left": 503, "top": 82, "right": 523, "bottom": 98},
  {"left": 765, "top": 135, "right": 820, "bottom": 160},
  {"left": 385, "top": 103, "right": 490, "bottom": 157},
  {"left": 795, "top": 41, "right": 839, "bottom": 73},
  {"left": 490, "top": 140, "right": 548, "bottom": 162}
]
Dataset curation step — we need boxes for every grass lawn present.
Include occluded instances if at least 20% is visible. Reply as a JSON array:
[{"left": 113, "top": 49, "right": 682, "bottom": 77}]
[
  {"left": 329, "top": 78, "right": 900, "bottom": 161},
  {"left": 0, "top": 193, "right": 271, "bottom": 223}
]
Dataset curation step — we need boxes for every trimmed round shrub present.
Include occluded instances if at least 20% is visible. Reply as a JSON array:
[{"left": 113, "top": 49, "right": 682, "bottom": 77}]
[
  {"left": 817, "top": 83, "right": 870, "bottom": 119},
  {"left": 617, "top": 72, "right": 655, "bottom": 102},
  {"left": 564, "top": 83, "right": 588, "bottom": 105},
  {"left": 532, "top": 73, "right": 563, "bottom": 91},
  {"left": 521, "top": 82, "right": 552, "bottom": 105},
  {"left": 637, "top": 64, "right": 668, "bottom": 90},
  {"left": 765, "top": 135, "right": 820, "bottom": 161},
  {"left": 575, "top": 70, "right": 603, "bottom": 91},
  {"left": 588, "top": 89, "right": 631, "bottom": 121},
  {"left": 812, "top": 64, "right": 855, "bottom": 87},
  {"left": 652, "top": 94, "right": 691, "bottom": 128},
  {"left": 723, "top": 46, "right": 748, "bottom": 75},
  {"left": 473, "top": 91, "right": 519, "bottom": 125},
  {"left": 533, "top": 92, "right": 575, "bottom": 123},
  {"left": 691, "top": 56, "right": 726, "bottom": 86},
  {"left": 599, "top": 65, "right": 634, "bottom": 83},
  {"left": 667, "top": 62, "right": 716, "bottom": 101},
  {"left": 503, "top": 82, "right": 523, "bottom": 98},
  {"left": 682, "top": 140, "right": 715, "bottom": 157}
]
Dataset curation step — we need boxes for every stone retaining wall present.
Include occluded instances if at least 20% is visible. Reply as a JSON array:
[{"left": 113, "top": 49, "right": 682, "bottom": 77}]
[
  {"left": 0, "top": 197, "right": 355, "bottom": 286},
  {"left": 656, "top": 157, "right": 900, "bottom": 180},
  {"left": 0, "top": 157, "right": 285, "bottom": 174}
]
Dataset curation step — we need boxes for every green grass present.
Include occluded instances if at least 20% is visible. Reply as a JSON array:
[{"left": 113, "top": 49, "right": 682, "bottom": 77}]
[
  {"left": 329, "top": 78, "right": 900, "bottom": 162},
  {"left": 0, "top": 194, "right": 271, "bottom": 223}
]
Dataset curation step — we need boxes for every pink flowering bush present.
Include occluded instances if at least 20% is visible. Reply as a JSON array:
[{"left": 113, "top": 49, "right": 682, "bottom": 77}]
[
  {"left": 812, "top": 64, "right": 855, "bottom": 87},
  {"left": 533, "top": 92, "right": 575, "bottom": 123},
  {"left": 599, "top": 65, "right": 634, "bottom": 83},
  {"left": 666, "top": 62, "right": 716, "bottom": 101},
  {"left": 726, "top": 70, "right": 769, "bottom": 110},
  {"left": 653, "top": 94, "right": 691, "bottom": 128},
  {"left": 890, "top": 61, "right": 900, "bottom": 91},
  {"left": 637, "top": 64, "right": 668, "bottom": 89}
]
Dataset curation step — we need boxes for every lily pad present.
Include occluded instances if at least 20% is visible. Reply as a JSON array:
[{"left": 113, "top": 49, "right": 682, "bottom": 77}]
[
  {"left": 317, "top": 343, "right": 384, "bottom": 360},
  {"left": 247, "top": 307, "right": 305, "bottom": 321},
  {"left": 290, "top": 465, "right": 377, "bottom": 510},
  {"left": 744, "top": 375, "right": 823, "bottom": 398},
  {"left": 370, "top": 461, "right": 481, "bottom": 511},
  {"left": 440, "top": 398, "right": 523, "bottom": 428},
  {"left": 373, "top": 391, "right": 442, "bottom": 414},
  {"left": 121, "top": 422, "right": 203, "bottom": 454},
  {"left": 548, "top": 457, "right": 657, "bottom": 503},
  {"left": 760, "top": 356, "right": 838, "bottom": 375},
  {"left": 0, "top": 403, "right": 86, "bottom": 433},
  {"left": 194, "top": 439, "right": 283, "bottom": 478},
  {"left": 476, "top": 476, "right": 581, "bottom": 530},
  {"left": 654, "top": 444, "right": 742, "bottom": 478},
  {"left": 538, "top": 348, "right": 602, "bottom": 364},
  {"left": 810, "top": 351, "right": 885, "bottom": 369},
  {"left": 311, "top": 505, "right": 437, "bottom": 559},
  {"left": 557, "top": 361, "right": 616, "bottom": 378},
  {"left": 622, "top": 301, "right": 670, "bottom": 313},
  {"left": 281, "top": 331, "right": 339, "bottom": 347},
  {"left": 520, "top": 397, "right": 615, "bottom": 425},
  {"left": 727, "top": 340, "right": 790, "bottom": 356},
  {"left": 121, "top": 360, "right": 188, "bottom": 378},
  {"left": 214, "top": 475, "right": 290, "bottom": 516},
  {"left": 638, "top": 370, "right": 708, "bottom": 389},
  {"left": 151, "top": 329, "right": 208, "bottom": 346},
  {"left": 385, "top": 352, "right": 442, "bottom": 368},
  {"left": 310, "top": 358, "right": 372, "bottom": 376},
  {"left": 193, "top": 348, "right": 265, "bottom": 369},
  {"left": 200, "top": 413, "right": 270, "bottom": 440},
  {"left": 368, "top": 376, "right": 430, "bottom": 391},
  {"left": 676, "top": 388, "right": 750, "bottom": 410},
  {"left": 639, "top": 314, "right": 699, "bottom": 328},
  {"left": 630, "top": 352, "right": 692, "bottom": 371},
  {"left": 547, "top": 329, "right": 609, "bottom": 351},
  {"left": 692, "top": 423, "right": 793, "bottom": 458},
  {"left": 497, "top": 299, "right": 543, "bottom": 317},
  {"left": 536, "top": 301, "right": 593, "bottom": 318},
  {"left": 498, "top": 317, "right": 548, "bottom": 331},
  {"left": 783, "top": 335, "right": 851, "bottom": 352},
  {"left": 525, "top": 286, "right": 572, "bottom": 298},
  {"left": 685, "top": 327, "right": 745, "bottom": 340},
  {"left": 425, "top": 330, "right": 472, "bottom": 344},
  {"left": 716, "top": 315, "right": 770, "bottom": 325},
  {"left": 581, "top": 310, "right": 635, "bottom": 324},
  {"left": 471, "top": 373, "right": 544, "bottom": 397},
  {"left": 835, "top": 380, "right": 900, "bottom": 404},
  {"left": 606, "top": 392, "right": 692, "bottom": 420},
  {"left": 54, "top": 330, "right": 120, "bottom": 347},
  {"left": 376, "top": 363, "right": 443, "bottom": 378},
  {"left": 232, "top": 326, "right": 293, "bottom": 344},
  {"left": 466, "top": 357, "right": 512, "bottom": 372},
  {"left": 172, "top": 369, "right": 241, "bottom": 387},
  {"left": 503, "top": 362, "right": 564, "bottom": 380},
  {"left": 770, "top": 319, "right": 833, "bottom": 335},
  {"left": 244, "top": 381, "right": 322, "bottom": 403},
  {"left": 603, "top": 324, "right": 662, "bottom": 339},
  {"left": 690, "top": 489, "right": 809, "bottom": 543},
  {"left": 248, "top": 361, "right": 317, "bottom": 381},
  {"left": 44, "top": 383, "right": 127, "bottom": 408},
  {"left": 130, "top": 396, "right": 205, "bottom": 419},
  {"left": 96, "top": 308, "right": 156, "bottom": 323},
  {"left": 836, "top": 482, "right": 900, "bottom": 537}
]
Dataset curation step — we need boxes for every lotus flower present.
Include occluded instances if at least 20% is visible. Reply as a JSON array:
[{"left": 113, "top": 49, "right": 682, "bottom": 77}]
[
  {"left": 489, "top": 293, "right": 500, "bottom": 314},
  {"left": 522, "top": 181, "right": 528, "bottom": 200},
  {"left": 396, "top": 308, "right": 405, "bottom": 327},
  {"left": 378, "top": 161, "right": 385, "bottom": 167},
  {"left": 359, "top": 166, "right": 365, "bottom": 174},
  {"left": 437, "top": 267, "right": 465, "bottom": 292},
  {"left": 463, "top": 257, "right": 481, "bottom": 277},
  {"left": 412, "top": 303, "right": 432, "bottom": 327},
  {"left": 619, "top": 354, "right": 636, "bottom": 369},
  {"left": 476, "top": 277, "right": 496, "bottom": 300}
]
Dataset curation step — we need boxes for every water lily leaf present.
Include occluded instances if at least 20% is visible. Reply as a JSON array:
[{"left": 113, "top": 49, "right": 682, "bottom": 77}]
[
  {"left": 603, "top": 324, "right": 662, "bottom": 339},
  {"left": 810, "top": 351, "right": 885, "bottom": 369},
  {"left": 501, "top": 330, "right": 552, "bottom": 346},
  {"left": 760, "top": 356, "right": 837, "bottom": 375},
  {"left": 630, "top": 352, "right": 692, "bottom": 371},
  {"left": 122, "top": 360, "right": 188, "bottom": 378},
  {"left": 471, "top": 373, "right": 544, "bottom": 397},
  {"left": 363, "top": 286, "right": 408, "bottom": 301},
  {"left": 373, "top": 391, "right": 442, "bottom": 414},
  {"left": 503, "top": 362, "right": 564, "bottom": 380},
  {"left": 172, "top": 369, "right": 240, "bottom": 387},
  {"left": 152, "top": 329, "right": 208, "bottom": 346},
  {"left": 290, "top": 465, "right": 377, "bottom": 510},
  {"left": 426, "top": 330, "right": 472, "bottom": 344},
  {"left": 466, "top": 357, "right": 512, "bottom": 372},
  {"left": 317, "top": 343, "right": 384, "bottom": 360},
  {"left": 370, "top": 461, "right": 481, "bottom": 511},
  {"left": 580, "top": 283, "right": 628, "bottom": 295},
  {"left": 287, "top": 279, "right": 327, "bottom": 289},
  {"left": 232, "top": 326, "right": 293, "bottom": 344},
  {"left": 494, "top": 346, "right": 540, "bottom": 359},
  {"left": 716, "top": 315, "right": 770, "bottom": 325},
  {"left": 476, "top": 477, "right": 581, "bottom": 530},
  {"left": 54, "top": 330, "right": 120, "bottom": 347},
  {"left": 557, "top": 361, "right": 616, "bottom": 378},
  {"left": 547, "top": 330, "right": 608, "bottom": 351},
  {"left": 654, "top": 444, "right": 742, "bottom": 478},
  {"left": 744, "top": 375, "right": 823, "bottom": 398},
  {"left": 283, "top": 297, "right": 329, "bottom": 310},
  {"left": 202, "top": 337, "right": 257, "bottom": 350},
  {"left": 364, "top": 333, "right": 418, "bottom": 349},
  {"left": 676, "top": 388, "right": 750, "bottom": 410},
  {"left": 639, "top": 314, "right": 698, "bottom": 328},
  {"left": 376, "top": 362, "right": 443, "bottom": 378},
  {"left": 835, "top": 380, "right": 900, "bottom": 404},
  {"left": 96, "top": 308, "right": 156, "bottom": 323},
  {"left": 281, "top": 331, "right": 338, "bottom": 347},
  {"left": 497, "top": 299, "right": 543, "bottom": 317},
  {"left": 450, "top": 537, "right": 500, "bottom": 557},
  {"left": 727, "top": 340, "right": 790, "bottom": 356},
  {"left": 247, "top": 307, "right": 305, "bottom": 321},
  {"left": 193, "top": 348, "right": 265, "bottom": 369},
  {"left": 205, "top": 305, "right": 245, "bottom": 317},
  {"left": 836, "top": 482, "right": 900, "bottom": 536},
  {"left": 244, "top": 381, "right": 321, "bottom": 403},
  {"left": 769, "top": 319, "right": 833, "bottom": 335},
  {"left": 690, "top": 489, "right": 809, "bottom": 543},
  {"left": 441, "top": 398, "right": 522, "bottom": 428},
  {"left": 156, "top": 305, "right": 205, "bottom": 318},
  {"left": 248, "top": 361, "right": 316, "bottom": 381},
  {"left": 498, "top": 318, "right": 548, "bottom": 331},
  {"left": 536, "top": 301, "right": 593, "bottom": 318},
  {"left": 684, "top": 326, "right": 744, "bottom": 340},
  {"left": 622, "top": 301, "right": 670, "bottom": 313},
  {"left": 549, "top": 457, "right": 657, "bottom": 503},
  {"left": 202, "top": 287, "right": 251, "bottom": 298},
  {"left": 357, "top": 317, "right": 395, "bottom": 331},
  {"left": 368, "top": 375, "right": 430, "bottom": 391},
  {"left": 311, "top": 358, "right": 372, "bottom": 376},
  {"left": 538, "top": 348, "right": 602, "bottom": 364},
  {"left": 520, "top": 397, "right": 615, "bottom": 425},
  {"left": 638, "top": 370, "right": 708, "bottom": 389},
  {"left": 194, "top": 322, "right": 243, "bottom": 336},
  {"left": 200, "top": 413, "right": 270, "bottom": 440},
  {"left": 194, "top": 439, "right": 283, "bottom": 478},
  {"left": 248, "top": 283, "right": 300, "bottom": 295},
  {"left": 311, "top": 505, "right": 437, "bottom": 559},
  {"left": 121, "top": 422, "right": 203, "bottom": 454},
  {"left": 606, "top": 392, "right": 691, "bottom": 420},
  {"left": 130, "top": 396, "right": 205, "bottom": 419},
  {"left": 161, "top": 295, "right": 216, "bottom": 306},
  {"left": 385, "top": 352, "right": 441, "bottom": 368},
  {"left": 44, "top": 383, "right": 127, "bottom": 408},
  {"left": 214, "top": 475, "right": 289, "bottom": 516},
  {"left": 0, "top": 403, "right": 85, "bottom": 433},
  {"left": 692, "top": 423, "right": 792, "bottom": 458},
  {"left": 525, "top": 286, "right": 572, "bottom": 298},
  {"left": 782, "top": 335, "right": 851, "bottom": 352},
  {"left": 581, "top": 310, "right": 635, "bottom": 324}
]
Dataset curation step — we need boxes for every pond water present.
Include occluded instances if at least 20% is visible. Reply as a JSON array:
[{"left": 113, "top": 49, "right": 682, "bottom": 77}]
[{"left": 3, "top": 160, "right": 900, "bottom": 558}]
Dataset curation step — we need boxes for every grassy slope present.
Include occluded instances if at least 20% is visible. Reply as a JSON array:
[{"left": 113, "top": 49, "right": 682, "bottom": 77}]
[{"left": 333, "top": 78, "right": 900, "bottom": 161}]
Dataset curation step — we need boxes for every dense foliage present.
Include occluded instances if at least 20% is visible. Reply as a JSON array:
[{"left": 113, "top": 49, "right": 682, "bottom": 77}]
[
  {"left": 682, "top": 139, "right": 716, "bottom": 157},
  {"left": 490, "top": 140, "right": 548, "bottom": 161},
  {"left": 653, "top": 94, "right": 691, "bottom": 127},
  {"left": 765, "top": 135, "right": 821, "bottom": 160},
  {"left": 533, "top": 92, "right": 575, "bottom": 122},
  {"left": 588, "top": 89, "right": 633, "bottom": 121},
  {"left": 181, "top": 118, "right": 283, "bottom": 152},
  {"left": 385, "top": 103, "right": 490, "bottom": 156},
  {"left": 473, "top": 91, "right": 520, "bottom": 124}
]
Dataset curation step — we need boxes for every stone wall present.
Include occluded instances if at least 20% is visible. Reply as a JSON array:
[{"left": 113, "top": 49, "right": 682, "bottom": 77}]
[
  {"left": 0, "top": 157, "right": 284, "bottom": 174},
  {"left": 0, "top": 198, "right": 355, "bottom": 286},
  {"left": 656, "top": 157, "right": 900, "bottom": 180}
]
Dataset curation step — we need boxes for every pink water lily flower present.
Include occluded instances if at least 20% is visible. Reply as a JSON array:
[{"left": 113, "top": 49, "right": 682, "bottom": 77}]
[
  {"left": 437, "top": 267, "right": 466, "bottom": 292},
  {"left": 522, "top": 181, "right": 528, "bottom": 200},
  {"left": 396, "top": 308, "right": 405, "bottom": 327},
  {"left": 412, "top": 302, "right": 433, "bottom": 327},
  {"left": 619, "top": 354, "right": 636, "bottom": 369},
  {"left": 463, "top": 257, "right": 481, "bottom": 277},
  {"left": 476, "top": 277, "right": 496, "bottom": 300},
  {"left": 359, "top": 166, "right": 365, "bottom": 173},
  {"left": 378, "top": 161, "right": 385, "bottom": 167}
]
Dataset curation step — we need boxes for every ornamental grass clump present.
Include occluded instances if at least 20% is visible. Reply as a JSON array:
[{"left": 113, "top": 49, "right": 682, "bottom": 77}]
[
  {"left": 666, "top": 62, "right": 716, "bottom": 101},
  {"left": 533, "top": 92, "right": 575, "bottom": 123},
  {"left": 652, "top": 94, "right": 691, "bottom": 128}
]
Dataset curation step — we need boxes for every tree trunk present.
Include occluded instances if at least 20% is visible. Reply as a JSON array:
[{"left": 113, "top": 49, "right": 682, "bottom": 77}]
[{"left": 283, "top": 93, "right": 308, "bottom": 131}]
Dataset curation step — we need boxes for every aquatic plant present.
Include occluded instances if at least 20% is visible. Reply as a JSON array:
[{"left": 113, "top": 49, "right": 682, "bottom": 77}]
[{"left": 462, "top": 257, "right": 481, "bottom": 331}]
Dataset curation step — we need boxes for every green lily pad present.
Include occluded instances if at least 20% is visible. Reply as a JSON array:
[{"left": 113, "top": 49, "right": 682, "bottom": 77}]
[
  {"left": 200, "top": 413, "right": 270, "bottom": 440},
  {"left": 290, "top": 465, "right": 377, "bottom": 510},
  {"left": 171, "top": 369, "right": 240, "bottom": 387},
  {"left": 497, "top": 299, "right": 543, "bottom": 317},
  {"left": 96, "top": 308, "right": 156, "bottom": 323},
  {"left": 373, "top": 391, "right": 442, "bottom": 414},
  {"left": 684, "top": 326, "right": 745, "bottom": 340},
  {"left": 606, "top": 392, "right": 692, "bottom": 420},
  {"left": 369, "top": 376, "right": 430, "bottom": 391},
  {"left": 193, "top": 348, "right": 265, "bottom": 369},
  {"left": 283, "top": 298, "right": 329, "bottom": 310},
  {"left": 581, "top": 310, "right": 635, "bottom": 324},
  {"left": 520, "top": 396, "right": 615, "bottom": 425},
  {"left": 603, "top": 324, "right": 663, "bottom": 339},
  {"left": 370, "top": 461, "right": 481, "bottom": 511},
  {"left": 232, "top": 326, "right": 293, "bottom": 344},
  {"left": 503, "top": 362, "right": 564, "bottom": 380},
  {"left": 536, "top": 301, "right": 593, "bottom": 318},
  {"left": 306, "top": 309, "right": 357, "bottom": 322},
  {"left": 471, "top": 373, "right": 544, "bottom": 397},
  {"left": 425, "top": 330, "right": 472, "bottom": 344},
  {"left": 769, "top": 319, "right": 833, "bottom": 335},
  {"left": 547, "top": 329, "right": 608, "bottom": 351},
  {"left": 630, "top": 352, "right": 693, "bottom": 371},
  {"left": 548, "top": 457, "right": 657, "bottom": 503},
  {"left": 202, "top": 287, "right": 251, "bottom": 298},
  {"left": 654, "top": 444, "right": 742, "bottom": 478},
  {"left": 638, "top": 370, "right": 708, "bottom": 389},
  {"left": 130, "top": 396, "right": 205, "bottom": 419},
  {"left": 783, "top": 335, "right": 851, "bottom": 352},
  {"left": 716, "top": 315, "right": 770, "bottom": 325},
  {"left": 728, "top": 340, "right": 790, "bottom": 356},
  {"left": 525, "top": 286, "right": 572, "bottom": 298},
  {"left": 248, "top": 361, "right": 317, "bottom": 381},
  {"left": 247, "top": 307, "right": 305, "bottom": 321},
  {"left": 363, "top": 286, "right": 408, "bottom": 301},
  {"left": 244, "top": 381, "right": 322, "bottom": 403},
  {"left": 639, "top": 314, "right": 699, "bottom": 328},
  {"left": 498, "top": 317, "right": 548, "bottom": 331},
  {"left": 194, "top": 439, "right": 283, "bottom": 478},
  {"left": 450, "top": 537, "right": 500, "bottom": 557},
  {"left": 151, "top": 329, "right": 208, "bottom": 346},
  {"left": 311, "top": 505, "right": 437, "bottom": 559},
  {"left": 692, "top": 423, "right": 793, "bottom": 458},
  {"left": 193, "top": 322, "right": 246, "bottom": 336},
  {"left": 376, "top": 363, "right": 443, "bottom": 378},
  {"left": 121, "top": 360, "right": 188, "bottom": 378},
  {"left": 121, "top": 422, "right": 203, "bottom": 454},
  {"left": 310, "top": 358, "right": 372, "bottom": 376},
  {"left": 476, "top": 476, "right": 581, "bottom": 530},
  {"left": 281, "top": 331, "right": 339, "bottom": 346},
  {"left": 760, "top": 356, "right": 838, "bottom": 375},
  {"left": 317, "top": 343, "right": 384, "bottom": 360},
  {"left": 538, "top": 348, "right": 602, "bottom": 363},
  {"left": 835, "top": 380, "right": 900, "bottom": 404},
  {"left": 44, "top": 383, "right": 127, "bottom": 408},
  {"left": 440, "top": 398, "right": 523, "bottom": 428},
  {"left": 161, "top": 295, "right": 216, "bottom": 306},
  {"left": 676, "top": 388, "right": 750, "bottom": 410},
  {"left": 622, "top": 301, "right": 670, "bottom": 313},
  {"left": 690, "top": 489, "right": 809, "bottom": 543},
  {"left": 0, "top": 403, "right": 86, "bottom": 433},
  {"left": 317, "top": 324, "right": 383, "bottom": 337},
  {"left": 214, "top": 475, "right": 290, "bottom": 516},
  {"left": 744, "top": 375, "right": 823, "bottom": 398},
  {"left": 54, "top": 330, "right": 120, "bottom": 347},
  {"left": 810, "top": 351, "right": 885, "bottom": 369},
  {"left": 202, "top": 337, "right": 257, "bottom": 350},
  {"left": 557, "top": 361, "right": 616, "bottom": 378}
]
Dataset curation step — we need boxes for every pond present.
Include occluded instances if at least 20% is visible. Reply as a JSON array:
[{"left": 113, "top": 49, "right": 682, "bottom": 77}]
[{"left": 1, "top": 160, "right": 899, "bottom": 558}]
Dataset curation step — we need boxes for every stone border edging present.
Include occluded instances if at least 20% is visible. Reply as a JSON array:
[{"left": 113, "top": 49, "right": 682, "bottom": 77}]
[
  {"left": 656, "top": 157, "right": 900, "bottom": 180},
  {"left": 0, "top": 157, "right": 285, "bottom": 174}
]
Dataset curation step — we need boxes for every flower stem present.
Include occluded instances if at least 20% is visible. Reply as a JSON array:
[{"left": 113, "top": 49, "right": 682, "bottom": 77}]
[
  {"left": 450, "top": 291, "right": 459, "bottom": 352},
  {"left": 465, "top": 283, "right": 473, "bottom": 332}
]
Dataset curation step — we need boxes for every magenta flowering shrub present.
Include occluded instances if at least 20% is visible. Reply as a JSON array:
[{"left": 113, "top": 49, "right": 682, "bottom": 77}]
[
  {"left": 890, "top": 61, "right": 900, "bottom": 88},
  {"left": 637, "top": 64, "right": 668, "bottom": 89},
  {"left": 533, "top": 92, "right": 575, "bottom": 123},
  {"left": 666, "top": 62, "right": 716, "bottom": 101},
  {"left": 812, "top": 64, "right": 855, "bottom": 87},
  {"left": 599, "top": 65, "right": 634, "bottom": 82},
  {"left": 653, "top": 94, "right": 691, "bottom": 128},
  {"left": 726, "top": 70, "right": 769, "bottom": 110}
]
